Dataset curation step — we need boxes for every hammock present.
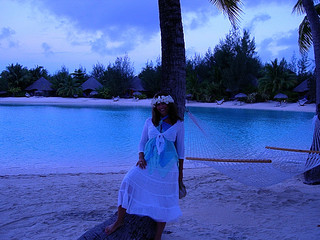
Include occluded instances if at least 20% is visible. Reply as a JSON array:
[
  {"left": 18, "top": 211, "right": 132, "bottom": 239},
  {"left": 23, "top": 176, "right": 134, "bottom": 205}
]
[{"left": 185, "top": 110, "right": 320, "bottom": 187}]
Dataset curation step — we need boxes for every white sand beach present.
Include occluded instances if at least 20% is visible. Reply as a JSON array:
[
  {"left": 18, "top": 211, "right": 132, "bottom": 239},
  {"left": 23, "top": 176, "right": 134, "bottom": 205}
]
[
  {"left": 0, "top": 97, "right": 319, "bottom": 240},
  {"left": 0, "top": 96, "right": 316, "bottom": 113}
]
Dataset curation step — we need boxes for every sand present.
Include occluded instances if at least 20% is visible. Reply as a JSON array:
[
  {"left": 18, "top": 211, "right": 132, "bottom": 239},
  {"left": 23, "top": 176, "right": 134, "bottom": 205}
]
[
  {"left": 0, "top": 96, "right": 316, "bottom": 113},
  {"left": 0, "top": 97, "right": 319, "bottom": 240}
]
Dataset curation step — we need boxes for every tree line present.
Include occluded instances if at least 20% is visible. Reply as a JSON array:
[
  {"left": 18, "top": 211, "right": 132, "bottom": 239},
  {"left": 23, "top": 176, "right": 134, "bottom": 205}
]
[{"left": 0, "top": 29, "right": 315, "bottom": 102}]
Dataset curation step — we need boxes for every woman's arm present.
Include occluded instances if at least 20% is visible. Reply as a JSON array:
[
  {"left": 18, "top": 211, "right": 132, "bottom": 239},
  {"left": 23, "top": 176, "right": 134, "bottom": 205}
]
[
  {"left": 176, "top": 122, "right": 185, "bottom": 182},
  {"left": 138, "top": 118, "right": 150, "bottom": 153},
  {"left": 137, "top": 119, "right": 149, "bottom": 169}
]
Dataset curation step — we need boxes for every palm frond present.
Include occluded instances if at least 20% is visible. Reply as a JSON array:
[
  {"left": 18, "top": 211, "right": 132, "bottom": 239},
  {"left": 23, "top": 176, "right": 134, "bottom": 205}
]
[
  {"left": 295, "top": 3, "right": 320, "bottom": 53},
  {"left": 292, "top": 0, "right": 305, "bottom": 15},
  {"left": 317, "top": 3, "right": 320, "bottom": 14},
  {"left": 298, "top": 16, "right": 313, "bottom": 53},
  {"left": 209, "top": 0, "right": 243, "bottom": 26}
]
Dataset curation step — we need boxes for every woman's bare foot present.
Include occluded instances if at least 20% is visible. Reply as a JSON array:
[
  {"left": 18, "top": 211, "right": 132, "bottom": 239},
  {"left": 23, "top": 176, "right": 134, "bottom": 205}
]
[{"left": 105, "top": 220, "right": 124, "bottom": 235}]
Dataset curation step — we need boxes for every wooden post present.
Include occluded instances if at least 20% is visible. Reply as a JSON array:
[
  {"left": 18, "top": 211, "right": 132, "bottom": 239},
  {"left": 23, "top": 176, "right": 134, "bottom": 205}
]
[{"left": 186, "top": 157, "right": 272, "bottom": 163}]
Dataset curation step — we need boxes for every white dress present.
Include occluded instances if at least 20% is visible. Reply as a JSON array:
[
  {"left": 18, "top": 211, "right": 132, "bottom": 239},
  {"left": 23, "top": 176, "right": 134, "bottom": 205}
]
[{"left": 117, "top": 117, "right": 185, "bottom": 222}]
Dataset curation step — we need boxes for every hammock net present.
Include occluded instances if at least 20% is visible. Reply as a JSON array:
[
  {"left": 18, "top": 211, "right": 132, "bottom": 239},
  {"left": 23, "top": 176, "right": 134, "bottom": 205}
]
[{"left": 185, "top": 110, "right": 320, "bottom": 188}]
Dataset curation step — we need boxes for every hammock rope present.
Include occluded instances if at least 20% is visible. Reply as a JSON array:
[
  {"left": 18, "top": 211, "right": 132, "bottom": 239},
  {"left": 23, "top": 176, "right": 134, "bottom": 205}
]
[{"left": 185, "top": 110, "right": 320, "bottom": 187}]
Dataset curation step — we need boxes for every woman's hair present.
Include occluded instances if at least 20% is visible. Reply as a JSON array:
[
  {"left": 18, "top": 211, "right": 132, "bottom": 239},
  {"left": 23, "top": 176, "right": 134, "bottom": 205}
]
[{"left": 151, "top": 92, "right": 181, "bottom": 126}]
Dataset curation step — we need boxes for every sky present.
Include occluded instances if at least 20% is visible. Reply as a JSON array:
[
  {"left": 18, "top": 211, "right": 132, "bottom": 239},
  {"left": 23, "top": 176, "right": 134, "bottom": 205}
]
[{"left": 0, "top": 0, "right": 314, "bottom": 75}]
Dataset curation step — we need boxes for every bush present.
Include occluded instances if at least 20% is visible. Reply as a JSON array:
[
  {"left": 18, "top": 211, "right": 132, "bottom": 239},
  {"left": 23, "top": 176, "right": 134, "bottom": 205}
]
[
  {"left": 136, "top": 94, "right": 147, "bottom": 99},
  {"left": 247, "top": 92, "right": 257, "bottom": 103},
  {"left": 97, "top": 86, "right": 112, "bottom": 99}
]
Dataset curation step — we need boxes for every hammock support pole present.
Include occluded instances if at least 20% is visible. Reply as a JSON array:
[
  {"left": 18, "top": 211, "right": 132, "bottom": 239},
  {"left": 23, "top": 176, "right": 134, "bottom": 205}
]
[
  {"left": 186, "top": 157, "right": 272, "bottom": 163},
  {"left": 265, "top": 146, "right": 320, "bottom": 154}
]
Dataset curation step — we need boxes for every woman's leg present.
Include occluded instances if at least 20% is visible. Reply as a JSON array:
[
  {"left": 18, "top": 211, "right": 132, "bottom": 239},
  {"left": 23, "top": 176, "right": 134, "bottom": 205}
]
[
  {"left": 105, "top": 205, "right": 126, "bottom": 235},
  {"left": 154, "top": 222, "right": 166, "bottom": 240}
]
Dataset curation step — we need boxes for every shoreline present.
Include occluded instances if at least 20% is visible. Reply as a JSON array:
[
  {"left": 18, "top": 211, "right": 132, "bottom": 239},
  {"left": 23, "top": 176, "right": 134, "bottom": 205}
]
[{"left": 0, "top": 96, "right": 316, "bottom": 113}]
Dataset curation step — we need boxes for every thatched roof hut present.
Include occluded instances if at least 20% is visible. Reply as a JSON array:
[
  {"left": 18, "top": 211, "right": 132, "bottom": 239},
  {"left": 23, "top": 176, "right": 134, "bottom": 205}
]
[
  {"left": 293, "top": 79, "right": 309, "bottom": 93},
  {"left": 81, "top": 77, "right": 103, "bottom": 91},
  {"left": 25, "top": 77, "right": 53, "bottom": 96},
  {"left": 126, "top": 76, "right": 146, "bottom": 97},
  {"left": 26, "top": 77, "right": 52, "bottom": 91},
  {"left": 81, "top": 77, "right": 103, "bottom": 97},
  {"left": 129, "top": 76, "right": 145, "bottom": 92}
]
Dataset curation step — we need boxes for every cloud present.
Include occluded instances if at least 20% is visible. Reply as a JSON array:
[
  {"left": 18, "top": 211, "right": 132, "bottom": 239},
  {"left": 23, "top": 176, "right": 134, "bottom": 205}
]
[
  {"left": 244, "top": 0, "right": 298, "bottom": 8},
  {"left": 42, "top": 42, "right": 54, "bottom": 56},
  {"left": 90, "top": 32, "right": 142, "bottom": 57},
  {"left": 30, "top": 0, "right": 159, "bottom": 40},
  {"left": 257, "top": 29, "right": 301, "bottom": 63},
  {"left": 0, "top": 27, "right": 15, "bottom": 39},
  {"left": 25, "top": 0, "right": 221, "bottom": 42},
  {"left": 23, "top": 0, "right": 222, "bottom": 58},
  {"left": 0, "top": 27, "right": 18, "bottom": 48},
  {"left": 90, "top": 35, "right": 122, "bottom": 56},
  {"left": 246, "top": 14, "right": 271, "bottom": 31}
]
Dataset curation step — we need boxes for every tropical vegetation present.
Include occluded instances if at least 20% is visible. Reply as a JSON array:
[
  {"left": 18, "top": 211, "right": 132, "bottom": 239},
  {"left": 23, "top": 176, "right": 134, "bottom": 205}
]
[
  {"left": 0, "top": 29, "right": 314, "bottom": 102},
  {"left": 0, "top": 1, "right": 317, "bottom": 107}
]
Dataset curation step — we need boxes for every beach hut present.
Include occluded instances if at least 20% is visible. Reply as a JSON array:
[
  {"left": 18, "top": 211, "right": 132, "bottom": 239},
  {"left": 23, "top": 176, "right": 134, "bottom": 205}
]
[
  {"left": 293, "top": 79, "right": 310, "bottom": 100},
  {"left": 25, "top": 77, "right": 53, "bottom": 96},
  {"left": 81, "top": 77, "right": 103, "bottom": 97},
  {"left": 293, "top": 79, "right": 309, "bottom": 93},
  {"left": 127, "top": 76, "right": 146, "bottom": 97}
]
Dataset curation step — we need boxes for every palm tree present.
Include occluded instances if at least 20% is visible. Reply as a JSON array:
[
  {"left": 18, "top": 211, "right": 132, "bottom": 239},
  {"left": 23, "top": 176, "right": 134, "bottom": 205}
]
[
  {"left": 56, "top": 76, "right": 82, "bottom": 97},
  {"left": 158, "top": 0, "right": 243, "bottom": 118},
  {"left": 293, "top": 0, "right": 320, "bottom": 184},
  {"left": 1, "top": 63, "right": 32, "bottom": 96},
  {"left": 29, "top": 65, "right": 49, "bottom": 81},
  {"left": 293, "top": 0, "right": 320, "bottom": 105},
  {"left": 258, "top": 58, "right": 297, "bottom": 96}
]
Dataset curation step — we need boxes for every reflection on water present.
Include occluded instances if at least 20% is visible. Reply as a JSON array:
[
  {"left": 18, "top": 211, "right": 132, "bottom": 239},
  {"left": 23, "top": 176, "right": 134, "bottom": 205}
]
[{"left": 0, "top": 105, "right": 314, "bottom": 174}]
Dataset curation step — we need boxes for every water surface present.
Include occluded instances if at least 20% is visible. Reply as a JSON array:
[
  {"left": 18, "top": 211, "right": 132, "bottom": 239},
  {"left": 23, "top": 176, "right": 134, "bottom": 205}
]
[{"left": 0, "top": 105, "right": 314, "bottom": 175}]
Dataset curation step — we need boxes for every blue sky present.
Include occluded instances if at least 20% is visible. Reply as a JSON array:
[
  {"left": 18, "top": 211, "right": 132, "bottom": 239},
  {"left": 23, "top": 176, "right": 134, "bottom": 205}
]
[{"left": 0, "top": 0, "right": 312, "bottom": 75}]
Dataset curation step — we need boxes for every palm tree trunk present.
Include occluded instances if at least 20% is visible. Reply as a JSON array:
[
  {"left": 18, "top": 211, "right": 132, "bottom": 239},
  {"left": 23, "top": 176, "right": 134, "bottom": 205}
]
[
  {"left": 158, "top": 0, "right": 186, "bottom": 119},
  {"left": 302, "top": 0, "right": 320, "bottom": 183},
  {"left": 302, "top": 0, "right": 320, "bottom": 105}
]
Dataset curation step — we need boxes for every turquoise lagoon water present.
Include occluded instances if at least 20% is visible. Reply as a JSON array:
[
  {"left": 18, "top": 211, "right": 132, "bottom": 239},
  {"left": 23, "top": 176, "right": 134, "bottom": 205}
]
[{"left": 0, "top": 104, "right": 315, "bottom": 175}]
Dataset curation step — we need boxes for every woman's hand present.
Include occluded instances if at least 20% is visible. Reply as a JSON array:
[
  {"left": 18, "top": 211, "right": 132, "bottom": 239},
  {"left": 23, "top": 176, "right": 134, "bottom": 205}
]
[
  {"left": 178, "top": 159, "right": 184, "bottom": 183},
  {"left": 136, "top": 158, "right": 147, "bottom": 169},
  {"left": 179, "top": 169, "right": 183, "bottom": 183}
]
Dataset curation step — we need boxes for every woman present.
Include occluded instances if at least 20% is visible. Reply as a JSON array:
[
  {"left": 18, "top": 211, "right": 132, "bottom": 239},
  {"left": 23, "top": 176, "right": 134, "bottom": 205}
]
[{"left": 105, "top": 93, "right": 185, "bottom": 240}]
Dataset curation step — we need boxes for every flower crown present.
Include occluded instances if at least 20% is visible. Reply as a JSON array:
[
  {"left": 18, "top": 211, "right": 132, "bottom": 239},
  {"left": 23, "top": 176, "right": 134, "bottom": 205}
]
[{"left": 151, "top": 95, "right": 174, "bottom": 106}]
